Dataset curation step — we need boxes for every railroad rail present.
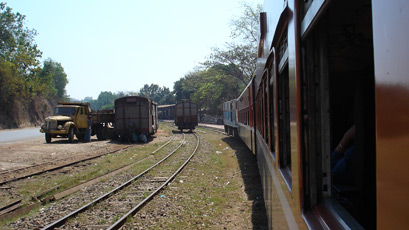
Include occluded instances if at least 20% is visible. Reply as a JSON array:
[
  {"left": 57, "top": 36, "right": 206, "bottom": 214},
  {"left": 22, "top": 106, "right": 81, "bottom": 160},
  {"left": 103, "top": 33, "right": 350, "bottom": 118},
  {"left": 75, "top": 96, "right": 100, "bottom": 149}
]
[
  {"left": 109, "top": 132, "right": 199, "bottom": 229},
  {"left": 197, "top": 125, "right": 226, "bottom": 135},
  {"left": 40, "top": 132, "right": 199, "bottom": 229},
  {"left": 0, "top": 146, "right": 132, "bottom": 186},
  {"left": 1, "top": 134, "right": 177, "bottom": 222}
]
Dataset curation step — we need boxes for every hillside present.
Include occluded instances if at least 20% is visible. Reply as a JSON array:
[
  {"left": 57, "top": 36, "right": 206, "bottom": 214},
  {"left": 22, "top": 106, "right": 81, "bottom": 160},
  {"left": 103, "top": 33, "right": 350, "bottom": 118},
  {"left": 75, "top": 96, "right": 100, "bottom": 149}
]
[{"left": 0, "top": 97, "right": 54, "bottom": 130}]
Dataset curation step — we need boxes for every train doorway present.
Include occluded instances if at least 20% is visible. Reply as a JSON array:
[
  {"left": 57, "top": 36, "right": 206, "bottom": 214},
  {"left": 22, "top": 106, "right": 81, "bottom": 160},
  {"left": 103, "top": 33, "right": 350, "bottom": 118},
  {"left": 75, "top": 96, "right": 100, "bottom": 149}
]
[{"left": 301, "top": 0, "right": 376, "bottom": 228}]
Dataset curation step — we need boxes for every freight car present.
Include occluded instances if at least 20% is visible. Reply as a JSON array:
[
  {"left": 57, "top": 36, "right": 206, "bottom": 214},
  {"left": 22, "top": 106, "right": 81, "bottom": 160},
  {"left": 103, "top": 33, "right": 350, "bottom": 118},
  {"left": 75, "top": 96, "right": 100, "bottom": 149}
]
[
  {"left": 226, "top": 0, "right": 409, "bottom": 229},
  {"left": 175, "top": 100, "right": 198, "bottom": 131},
  {"left": 114, "top": 96, "right": 158, "bottom": 141}
]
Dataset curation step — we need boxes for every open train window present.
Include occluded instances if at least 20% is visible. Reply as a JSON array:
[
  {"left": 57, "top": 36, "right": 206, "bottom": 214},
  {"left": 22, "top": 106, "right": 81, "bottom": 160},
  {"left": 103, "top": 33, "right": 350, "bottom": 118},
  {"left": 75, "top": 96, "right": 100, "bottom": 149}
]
[{"left": 301, "top": 0, "right": 376, "bottom": 229}]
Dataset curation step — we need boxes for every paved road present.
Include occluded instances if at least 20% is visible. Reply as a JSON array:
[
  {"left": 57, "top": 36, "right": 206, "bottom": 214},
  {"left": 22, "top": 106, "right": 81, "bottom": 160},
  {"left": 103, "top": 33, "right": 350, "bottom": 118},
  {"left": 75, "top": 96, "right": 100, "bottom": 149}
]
[{"left": 0, "top": 127, "right": 43, "bottom": 144}]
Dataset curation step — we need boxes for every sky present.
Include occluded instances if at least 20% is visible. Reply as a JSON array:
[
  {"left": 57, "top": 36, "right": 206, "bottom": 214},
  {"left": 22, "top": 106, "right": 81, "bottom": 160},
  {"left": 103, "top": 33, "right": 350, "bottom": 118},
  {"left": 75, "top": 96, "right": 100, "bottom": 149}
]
[{"left": 4, "top": 0, "right": 262, "bottom": 100}]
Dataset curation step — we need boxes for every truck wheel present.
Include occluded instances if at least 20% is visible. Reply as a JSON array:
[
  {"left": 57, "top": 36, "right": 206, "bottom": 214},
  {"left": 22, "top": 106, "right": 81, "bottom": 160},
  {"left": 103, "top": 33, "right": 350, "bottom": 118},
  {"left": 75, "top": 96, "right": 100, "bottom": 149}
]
[
  {"left": 68, "top": 127, "right": 74, "bottom": 143},
  {"left": 45, "top": 133, "right": 52, "bottom": 143},
  {"left": 97, "top": 126, "right": 107, "bottom": 140}
]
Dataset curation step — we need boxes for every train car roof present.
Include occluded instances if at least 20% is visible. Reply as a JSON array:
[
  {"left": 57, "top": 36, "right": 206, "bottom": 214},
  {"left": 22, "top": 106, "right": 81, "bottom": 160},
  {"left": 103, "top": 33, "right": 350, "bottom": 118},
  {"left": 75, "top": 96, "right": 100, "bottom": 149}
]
[
  {"left": 158, "top": 104, "right": 175, "bottom": 108},
  {"left": 115, "top": 96, "right": 157, "bottom": 105}
]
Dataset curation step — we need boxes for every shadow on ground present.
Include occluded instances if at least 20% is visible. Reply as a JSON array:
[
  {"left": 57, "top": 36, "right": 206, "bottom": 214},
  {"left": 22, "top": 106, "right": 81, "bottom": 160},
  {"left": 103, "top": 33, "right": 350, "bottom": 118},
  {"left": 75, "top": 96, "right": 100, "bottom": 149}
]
[{"left": 222, "top": 136, "right": 269, "bottom": 230}]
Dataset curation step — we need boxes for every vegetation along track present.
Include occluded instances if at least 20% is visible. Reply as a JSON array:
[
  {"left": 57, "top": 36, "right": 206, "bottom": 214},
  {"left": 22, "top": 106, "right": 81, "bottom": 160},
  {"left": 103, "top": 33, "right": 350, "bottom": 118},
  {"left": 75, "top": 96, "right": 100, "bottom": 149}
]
[
  {"left": 42, "top": 132, "right": 198, "bottom": 230},
  {"left": 0, "top": 134, "right": 176, "bottom": 222},
  {"left": 0, "top": 146, "right": 133, "bottom": 186},
  {"left": 9, "top": 131, "right": 199, "bottom": 229}
]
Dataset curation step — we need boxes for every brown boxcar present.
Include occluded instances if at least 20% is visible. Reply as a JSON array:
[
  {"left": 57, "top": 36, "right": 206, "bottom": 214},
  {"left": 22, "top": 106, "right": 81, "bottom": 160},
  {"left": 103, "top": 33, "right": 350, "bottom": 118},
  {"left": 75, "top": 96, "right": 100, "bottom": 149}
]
[
  {"left": 114, "top": 96, "right": 158, "bottom": 140},
  {"left": 174, "top": 100, "right": 198, "bottom": 131}
]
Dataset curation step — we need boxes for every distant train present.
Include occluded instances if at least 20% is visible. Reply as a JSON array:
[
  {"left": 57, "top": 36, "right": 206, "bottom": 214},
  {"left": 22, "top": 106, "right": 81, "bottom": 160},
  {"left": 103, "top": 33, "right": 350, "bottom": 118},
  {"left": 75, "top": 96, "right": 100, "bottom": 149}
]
[
  {"left": 222, "top": 99, "right": 238, "bottom": 137},
  {"left": 114, "top": 96, "right": 158, "bottom": 141},
  {"left": 158, "top": 104, "right": 175, "bottom": 120},
  {"left": 224, "top": 0, "right": 409, "bottom": 229},
  {"left": 175, "top": 100, "right": 198, "bottom": 131}
]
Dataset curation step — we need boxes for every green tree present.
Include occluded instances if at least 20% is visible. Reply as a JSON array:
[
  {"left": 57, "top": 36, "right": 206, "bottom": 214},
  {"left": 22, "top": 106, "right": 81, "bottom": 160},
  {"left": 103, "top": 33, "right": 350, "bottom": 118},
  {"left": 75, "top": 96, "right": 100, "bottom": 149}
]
[
  {"left": 96, "top": 91, "right": 116, "bottom": 110},
  {"left": 138, "top": 84, "right": 175, "bottom": 105},
  {"left": 202, "top": 3, "right": 261, "bottom": 86},
  {"left": 139, "top": 84, "right": 160, "bottom": 101},
  {"left": 0, "top": 61, "right": 24, "bottom": 107},
  {"left": 37, "top": 58, "right": 68, "bottom": 100},
  {"left": 173, "top": 64, "right": 241, "bottom": 116},
  {"left": 0, "top": 3, "right": 42, "bottom": 78}
]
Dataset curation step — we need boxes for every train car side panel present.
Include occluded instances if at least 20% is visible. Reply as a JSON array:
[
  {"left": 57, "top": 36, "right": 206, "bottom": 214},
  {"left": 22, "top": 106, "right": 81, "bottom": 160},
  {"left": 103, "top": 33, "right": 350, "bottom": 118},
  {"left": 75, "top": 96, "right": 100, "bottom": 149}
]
[
  {"left": 223, "top": 99, "right": 238, "bottom": 136},
  {"left": 372, "top": 1, "right": 409, "bottom": 228},
  {"left": 237, "top": 80, "right": 256, "bottom": 153}
]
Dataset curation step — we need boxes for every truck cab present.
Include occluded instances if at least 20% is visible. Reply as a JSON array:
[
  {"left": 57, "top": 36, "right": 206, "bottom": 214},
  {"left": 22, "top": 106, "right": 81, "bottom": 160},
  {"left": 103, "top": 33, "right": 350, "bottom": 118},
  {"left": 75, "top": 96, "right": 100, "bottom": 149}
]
[{"left": 40, "top": 102, "right": 91, "bottom": 143}]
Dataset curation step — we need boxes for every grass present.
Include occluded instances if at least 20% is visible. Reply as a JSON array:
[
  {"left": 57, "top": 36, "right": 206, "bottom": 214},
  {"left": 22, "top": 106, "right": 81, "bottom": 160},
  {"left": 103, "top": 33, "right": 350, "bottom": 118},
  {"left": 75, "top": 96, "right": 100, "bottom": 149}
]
[
  {"left": 125, "top": 127, "right": 251, "bottom": 229},
  {"left": 1, "top": 123, "right": 175, "bottom": 226}
]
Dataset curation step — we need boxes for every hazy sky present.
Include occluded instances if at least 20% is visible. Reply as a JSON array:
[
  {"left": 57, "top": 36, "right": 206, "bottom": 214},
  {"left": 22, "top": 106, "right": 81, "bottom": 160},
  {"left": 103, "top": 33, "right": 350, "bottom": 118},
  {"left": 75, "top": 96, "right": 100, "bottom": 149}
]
[{"left": 4, "top": 0, "right": 262, "bottom": 100}]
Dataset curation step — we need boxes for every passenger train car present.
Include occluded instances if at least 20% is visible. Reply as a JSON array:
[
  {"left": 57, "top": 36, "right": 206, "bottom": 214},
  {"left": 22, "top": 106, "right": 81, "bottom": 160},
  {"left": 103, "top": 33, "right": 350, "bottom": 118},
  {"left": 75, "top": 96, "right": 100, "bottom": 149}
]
[
  {"left": 223, "top": 99, "right": 238, "bottom": 136},
  {"left": 225, "top": 0, "right": 409, "bottom": 229}
]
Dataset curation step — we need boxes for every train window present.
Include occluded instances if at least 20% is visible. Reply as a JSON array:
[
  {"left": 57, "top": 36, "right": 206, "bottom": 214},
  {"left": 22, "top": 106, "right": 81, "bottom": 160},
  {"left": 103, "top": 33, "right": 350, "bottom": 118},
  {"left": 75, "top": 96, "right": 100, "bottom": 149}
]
[
  {"left": 277, "top": 61, "right": 291, "bottom": 187},
  {"left": 264, "top": 78, "right": 269, "bottom": 145},
  {"left": 256, "top": 91, "right": 263, "bottom": 136},
  {"left": 269, "top": 69, "right": 275, "bottom": 158},
  {"left": 301, "top": 0, "right": 376, "bottom": 228}
]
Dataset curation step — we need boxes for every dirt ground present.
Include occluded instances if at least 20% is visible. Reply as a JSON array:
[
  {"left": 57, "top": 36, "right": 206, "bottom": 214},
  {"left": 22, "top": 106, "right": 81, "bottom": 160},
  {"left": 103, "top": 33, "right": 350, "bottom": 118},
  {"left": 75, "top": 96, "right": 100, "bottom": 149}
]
[
  {"left": 0, "top": 130, "right": 168, "bottom": 172},
  {"left": 1, "top": 125, "right": 268, "bottom": 229}
]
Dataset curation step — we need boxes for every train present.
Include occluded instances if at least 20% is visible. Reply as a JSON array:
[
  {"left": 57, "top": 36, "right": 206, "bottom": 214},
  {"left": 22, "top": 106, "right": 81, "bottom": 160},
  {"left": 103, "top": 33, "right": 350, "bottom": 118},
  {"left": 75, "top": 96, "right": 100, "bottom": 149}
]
[
  {"left": 175, "top": 99, "right": 198, "bottom": 131},
  {"left": 158, "top": 104, "right": 175, "bottom": 120},
  {"left": 223, "top": 0, "right": 409, "bottom": 229},
  {"left": 114, "top": 96, "right": 158, "bottom": 141},
  {"left": 222, "top": 99, "right": 238, "bottom": 137}
]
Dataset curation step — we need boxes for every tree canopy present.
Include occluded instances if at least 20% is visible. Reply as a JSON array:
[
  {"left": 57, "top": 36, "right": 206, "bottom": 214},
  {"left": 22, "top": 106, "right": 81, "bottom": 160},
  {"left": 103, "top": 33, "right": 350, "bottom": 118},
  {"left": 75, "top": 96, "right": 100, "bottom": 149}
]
[
  {"left": 82, "top": 84, "right": 175, "bottom": 111},
  {"left": 0, "top": 3, "right": 68, "bottom": 110},
  {"left": 0, "top": 3, "right": 42, "bottom": 78},
  {"left": 174, "top": 64, "right": 242, "bottom": 116},
  {"left": 139, "top": 84, "right": 175, "bottom": 105},
  {"left": 201, "top": 2, "right": 261, "bottom": 87},
  {"left": 173, "top": 3, "right": 261, "bottom": 117}
]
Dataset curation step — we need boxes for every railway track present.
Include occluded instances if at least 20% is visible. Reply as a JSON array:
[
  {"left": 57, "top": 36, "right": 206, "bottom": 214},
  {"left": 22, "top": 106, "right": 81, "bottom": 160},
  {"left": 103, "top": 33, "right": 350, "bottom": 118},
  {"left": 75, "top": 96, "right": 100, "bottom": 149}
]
[
  {"left": 36, "top": 132, "right": 199, "bottom": 229},
  {"left": 197, "top": 125, "right": 226, "bottom": 135},
  {"left": 1, "top": 134, "right": 178, "bottom": 222},
  {"left": 0, "top": 145, "right": 133, "bottom": 186}
]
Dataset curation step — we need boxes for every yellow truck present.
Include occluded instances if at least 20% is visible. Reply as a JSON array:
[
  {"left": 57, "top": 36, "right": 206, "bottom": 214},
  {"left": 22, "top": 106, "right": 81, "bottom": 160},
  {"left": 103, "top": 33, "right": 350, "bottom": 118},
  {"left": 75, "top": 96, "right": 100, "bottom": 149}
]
[{"left": 40, "top": 102, "right": 114, "bottom": 143}]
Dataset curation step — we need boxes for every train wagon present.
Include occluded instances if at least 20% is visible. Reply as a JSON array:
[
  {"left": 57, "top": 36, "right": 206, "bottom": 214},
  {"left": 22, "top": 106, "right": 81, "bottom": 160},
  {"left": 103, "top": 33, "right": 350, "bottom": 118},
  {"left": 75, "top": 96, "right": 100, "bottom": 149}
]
[
  {"left": 114, "top": 96, "right": 158, "bottom": 141},
  {"left": 175, "top": 100, "right": 198, "bottom": 131},
  {"left": 225, "top": 0, "right": 409, "bottom": 229},
  {"left": 222, "top": 99, "right": 238, "bottom": 136}
]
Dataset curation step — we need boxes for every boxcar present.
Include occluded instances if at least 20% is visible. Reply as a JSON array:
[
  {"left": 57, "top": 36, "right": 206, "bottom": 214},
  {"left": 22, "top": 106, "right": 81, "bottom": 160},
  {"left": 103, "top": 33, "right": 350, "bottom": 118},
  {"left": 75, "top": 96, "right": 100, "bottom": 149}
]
[
  {"left": 114, "top": 96, "right": 158, "bottom": 140},
  {"left": 174, "top": 100, "right": 198, "bottom": 131},
  {"left": 222, "top": 99, "right": 238, "bottom": 136},
  {"left": 226, "top": 0, "right": 409, "bottom": 229}
]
